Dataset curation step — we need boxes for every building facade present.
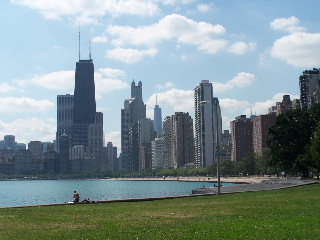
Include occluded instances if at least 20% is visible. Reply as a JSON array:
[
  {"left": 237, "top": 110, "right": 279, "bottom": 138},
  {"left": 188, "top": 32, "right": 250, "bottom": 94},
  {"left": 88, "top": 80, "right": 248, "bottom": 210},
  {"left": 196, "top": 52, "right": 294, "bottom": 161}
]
[
  {"left": 154, "top": 96, "right": 163, "bottom": 137},
  {"left": 121, "top": 80, "right": 146, "bottom": 172},
  {"left": 252, "top": 114, "right": 277, "bottom": 155},
  {"left": 72, "top": 59, "right": 96, "bottom": 149},
  {"left": 56, "top": 94, "right": 74, "bottom": 152},
  {"left": 194, "top": 80, "right": 215, "bottom": 167},
  {"left": 230, "top": 115, "right": 254, "bottom": 162},
  {"left": 171, "top": 112, "right": 194, "bottom": 168},
  {"left": 299, "top": 68, "right": 320, "bottom": 109}
]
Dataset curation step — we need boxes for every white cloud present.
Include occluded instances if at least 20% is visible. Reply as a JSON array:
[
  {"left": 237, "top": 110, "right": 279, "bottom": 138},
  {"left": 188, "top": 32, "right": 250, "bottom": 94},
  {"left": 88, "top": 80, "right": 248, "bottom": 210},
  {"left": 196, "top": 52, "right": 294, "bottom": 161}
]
[
  {"left": 0, "top": 83, "right": 16, "bottom": 93},
  {"left": 270, "top": 16, "right": 306, "bottom": 33},
  {"left": 106, "top": 47, "right": 158, "bottom": 63},
  {"left": 0, "top": 97, "right": 54, "bottom": 113},
  {"left": 160, "top": 0, "right": 195, "bottom": 5},
  {"left": 30, "top": 71, "right": 74, "bottom": 90},
  {"left": 0, "top": 117, "right": 56, "bottom": 144},
  {"left": 220, "top": 98, "right": 251, "bottom": 115},
  {"left": 95, "top": 72, "right": 130, "bottom": 93},
  {"left": 92, "top": 36, "right": 108, "bottom": 43},
  {"left": 228, "top": 41, "right": 256, "bottom": 55},
  {"left": 107, "top": 14, "right": 227, "bottom": 54},
  {"left": 197, "top": 3, "right": 212, "bottom": 13},
  {"left": 270, "top": 32, "right": 320, "bottom": 67},
  {"left": 98, "top": 68, "right": 127, "bottom": 78},
  {"left": 156, "top": 82, "right": 174, "bottom": 89},
  {"left": 212, "top": 72, "right": 257, "bottom": 93},
  {"left": 11, "top": 0, "right": 159, "bottom": 23}
]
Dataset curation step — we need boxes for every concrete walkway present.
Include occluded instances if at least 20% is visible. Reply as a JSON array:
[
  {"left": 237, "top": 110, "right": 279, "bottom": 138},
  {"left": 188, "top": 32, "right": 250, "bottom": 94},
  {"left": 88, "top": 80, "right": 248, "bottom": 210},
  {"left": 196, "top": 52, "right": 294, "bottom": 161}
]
[{"left": 192, "top": 179, "right": 319, "bottom": 195}]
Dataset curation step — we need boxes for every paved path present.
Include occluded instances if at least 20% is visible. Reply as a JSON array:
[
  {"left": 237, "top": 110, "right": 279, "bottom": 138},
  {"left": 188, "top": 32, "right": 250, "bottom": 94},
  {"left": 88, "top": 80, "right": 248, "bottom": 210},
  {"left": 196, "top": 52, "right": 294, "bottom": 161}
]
[{"left": 192, "top": 179, "right": 319, "bottom": 195}]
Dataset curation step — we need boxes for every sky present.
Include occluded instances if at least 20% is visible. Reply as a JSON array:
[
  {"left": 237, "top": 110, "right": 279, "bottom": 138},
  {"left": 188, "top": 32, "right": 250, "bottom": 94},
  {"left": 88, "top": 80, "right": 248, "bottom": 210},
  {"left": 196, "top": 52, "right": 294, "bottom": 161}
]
[{"left": 1, "top": 0, "right": 320, "bottom": 149}]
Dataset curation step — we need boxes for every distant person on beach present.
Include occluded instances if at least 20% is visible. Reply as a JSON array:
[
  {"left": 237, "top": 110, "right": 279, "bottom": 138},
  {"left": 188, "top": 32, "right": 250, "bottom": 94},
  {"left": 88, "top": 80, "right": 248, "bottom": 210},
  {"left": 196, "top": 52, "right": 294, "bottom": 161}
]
[{"left": 73, "top": 191, "right": 80, "bottom": 203}]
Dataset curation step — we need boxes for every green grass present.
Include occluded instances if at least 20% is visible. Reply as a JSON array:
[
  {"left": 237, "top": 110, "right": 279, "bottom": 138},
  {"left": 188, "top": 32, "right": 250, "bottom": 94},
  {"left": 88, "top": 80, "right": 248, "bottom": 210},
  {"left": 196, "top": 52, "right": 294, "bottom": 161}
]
[{"left": 1, "top": 184, "right": 320, "bottom": 239}]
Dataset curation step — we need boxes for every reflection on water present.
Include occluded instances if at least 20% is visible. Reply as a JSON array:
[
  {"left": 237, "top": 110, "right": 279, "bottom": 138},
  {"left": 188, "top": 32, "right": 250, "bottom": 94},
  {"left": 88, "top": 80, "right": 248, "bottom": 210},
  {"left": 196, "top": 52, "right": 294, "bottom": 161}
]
[{"left": 0, "top": 179, "right": 235, "bottom": 207}]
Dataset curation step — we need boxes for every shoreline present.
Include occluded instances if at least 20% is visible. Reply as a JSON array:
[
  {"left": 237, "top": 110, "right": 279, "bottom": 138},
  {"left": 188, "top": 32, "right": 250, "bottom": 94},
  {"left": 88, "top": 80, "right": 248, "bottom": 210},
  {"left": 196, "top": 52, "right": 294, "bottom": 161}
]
[{"left": 107, "top": 176, "right": 281, "bottom": 184}]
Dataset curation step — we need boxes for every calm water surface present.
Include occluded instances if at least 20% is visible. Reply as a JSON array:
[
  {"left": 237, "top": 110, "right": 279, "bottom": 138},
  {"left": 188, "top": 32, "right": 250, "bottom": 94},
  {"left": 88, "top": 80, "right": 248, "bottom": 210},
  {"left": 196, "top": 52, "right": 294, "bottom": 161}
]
[{"left": 0, "top": 179, "right": 234, "bottom": 207}]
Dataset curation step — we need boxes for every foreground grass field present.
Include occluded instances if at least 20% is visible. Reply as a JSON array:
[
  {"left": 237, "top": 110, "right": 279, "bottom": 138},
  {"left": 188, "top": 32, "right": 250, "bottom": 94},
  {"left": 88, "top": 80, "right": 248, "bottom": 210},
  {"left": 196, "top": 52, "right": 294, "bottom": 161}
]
[{"left": 1, "top": 184, "right": 320, "bottom": 239}]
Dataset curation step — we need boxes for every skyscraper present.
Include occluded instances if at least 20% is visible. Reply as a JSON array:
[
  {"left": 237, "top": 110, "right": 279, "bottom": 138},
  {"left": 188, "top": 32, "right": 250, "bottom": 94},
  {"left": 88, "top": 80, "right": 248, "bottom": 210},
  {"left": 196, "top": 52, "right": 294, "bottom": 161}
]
[
  {"left": 194, "top": 80, "right": 214, "bottom": 167},
  {"left": 72, "top": 58, "right": 96, "bottom": 148},
  {"left": 56, "top": 94, "right": 74, "bottom": 152},
  {"left": 154, "top": 95, "right": 162, "bottom": 137},
  {"left": 171, "top": 112, "right": 194, "bottom": 168},
  {"left": 121, "top": 80, "right": 146, "bottom": 172}
]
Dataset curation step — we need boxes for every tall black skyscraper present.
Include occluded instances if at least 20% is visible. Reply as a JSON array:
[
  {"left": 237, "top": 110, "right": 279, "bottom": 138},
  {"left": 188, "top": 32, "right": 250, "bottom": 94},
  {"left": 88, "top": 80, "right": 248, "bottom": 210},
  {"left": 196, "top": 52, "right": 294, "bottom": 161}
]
[{"left": 72, "top": 58, "right": 96, "bottom": 148}]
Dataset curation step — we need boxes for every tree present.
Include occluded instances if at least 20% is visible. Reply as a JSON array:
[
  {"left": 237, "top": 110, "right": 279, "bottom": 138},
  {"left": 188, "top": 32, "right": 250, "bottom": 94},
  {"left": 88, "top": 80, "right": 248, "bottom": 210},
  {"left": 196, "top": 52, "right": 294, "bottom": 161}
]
[
  {"left": 242, "top": 153, "right": 256, "bottom": 176},
  {"left": 309, "top": 123, "right": 320, "bottom": 178},
  {"left": 268, "top": 109, "right": 314, "bottom": 176}
]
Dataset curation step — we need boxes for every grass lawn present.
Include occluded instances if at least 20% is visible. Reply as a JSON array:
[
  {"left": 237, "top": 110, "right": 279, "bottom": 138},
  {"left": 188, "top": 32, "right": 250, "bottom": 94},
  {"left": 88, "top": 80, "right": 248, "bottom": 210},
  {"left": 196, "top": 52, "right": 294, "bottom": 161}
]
[{"left": 0, "top": 184, "right": 319, "bottom": 239}]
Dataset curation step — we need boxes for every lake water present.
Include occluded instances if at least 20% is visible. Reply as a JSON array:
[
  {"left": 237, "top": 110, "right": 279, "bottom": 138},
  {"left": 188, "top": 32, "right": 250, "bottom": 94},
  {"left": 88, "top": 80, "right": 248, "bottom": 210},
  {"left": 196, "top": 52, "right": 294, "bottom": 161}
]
[{"left": 0, "top": 179, "right": 235, "bottom": 208}]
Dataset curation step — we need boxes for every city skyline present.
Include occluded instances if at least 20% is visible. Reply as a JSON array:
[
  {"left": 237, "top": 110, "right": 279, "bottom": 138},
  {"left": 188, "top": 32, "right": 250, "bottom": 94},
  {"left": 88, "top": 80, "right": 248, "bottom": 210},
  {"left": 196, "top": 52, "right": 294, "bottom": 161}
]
[{"left": 1, "top": 0, "right": 319, "bottom": 148}]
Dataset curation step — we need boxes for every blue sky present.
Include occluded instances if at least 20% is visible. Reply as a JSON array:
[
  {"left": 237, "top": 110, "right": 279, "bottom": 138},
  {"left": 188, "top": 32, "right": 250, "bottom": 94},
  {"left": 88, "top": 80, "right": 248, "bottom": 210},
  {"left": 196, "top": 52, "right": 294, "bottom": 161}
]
[{"left": 0, "top": 0, "right": 319, "bottom": 148}]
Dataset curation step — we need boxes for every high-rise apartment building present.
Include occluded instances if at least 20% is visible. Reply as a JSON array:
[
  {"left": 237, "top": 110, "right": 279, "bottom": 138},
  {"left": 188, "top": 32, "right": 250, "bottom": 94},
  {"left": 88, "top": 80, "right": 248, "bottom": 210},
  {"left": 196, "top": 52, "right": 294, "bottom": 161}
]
[
  {"left": 230, "top": 115, "right": 253, "bottom": 162},
  {"left": 151, "top": 137, "right": 165, "bottom": 169},
  {"left": 72, "top": 58, "right": 96, "bottom": 148},
  {"left": 163, "top": 116, "right": 173, "bottom": 168},
  {"left": 194, "top": 80, "right": 215, "bottom": 167},
  {"left": 56, "top": 94, "right": 74, "bottom": 152},
  {"left": 252, "top": 114, "right": 277, "bottom": 155},
  {"left": 171, "top": 112, "right": 194, "bottom": 168},
  {"left": 121, "top": 80, "right": 146, "bottom": 172},
  {"left": 299, "top": 68, "right": 320, "bottom": 109},
  {"left": 154, "top": 96, "right": 162, "bottom": 137}
]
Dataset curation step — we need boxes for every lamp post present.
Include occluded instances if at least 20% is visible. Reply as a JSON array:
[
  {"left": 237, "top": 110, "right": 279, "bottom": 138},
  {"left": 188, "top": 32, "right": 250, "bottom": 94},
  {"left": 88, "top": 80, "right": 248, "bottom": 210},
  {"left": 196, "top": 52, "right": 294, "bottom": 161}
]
[
  {"left": 213, "top": 100, "right": 221, "bottom": 195},
  {"left": 200, "top": 100, "right": 220, "bottom": 195}
]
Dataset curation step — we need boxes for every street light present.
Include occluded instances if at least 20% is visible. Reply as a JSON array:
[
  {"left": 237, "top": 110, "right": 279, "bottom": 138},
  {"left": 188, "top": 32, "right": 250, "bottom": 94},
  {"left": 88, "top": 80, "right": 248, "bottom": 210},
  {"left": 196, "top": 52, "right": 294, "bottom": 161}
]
[{"left": 200, "top": 100, "right": 221, "bottom": 195}]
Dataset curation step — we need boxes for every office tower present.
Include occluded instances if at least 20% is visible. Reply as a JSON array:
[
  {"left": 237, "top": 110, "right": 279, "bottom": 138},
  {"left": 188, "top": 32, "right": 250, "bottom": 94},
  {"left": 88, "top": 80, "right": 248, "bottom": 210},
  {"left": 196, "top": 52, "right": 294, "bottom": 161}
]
[
  {"left": 13, "top": 150, "right": 34, "bottom": 174},
  {"left": 72, "top": 57, "right": 96, "bottom": 148},
  {"left": 194, "top": 80, "right": 214, "bottom": 167},
  {"left": 4, "top": 135, "right": 15, "bottom": 149},
  {"left": 154, "top": 95, "right": 163, "bottom": 137},
  {"left": 87, "top": 113, "right": 104, "bottom": 159},
  {"left": 138, "top": 118, "right": 156, "bottom": 171},
  {"left": 152, "top": 137, "right": 165, "bottom": 169},
  {"left": 28, "top": 141, "right": 43, "bottom": 160},
  {"left": 163, "top": 116, "right": 173, "bottom": 168},
  {"left": 252, "top": 114, "right": 277, "bottom": 155},
  {"left": 56, "top": 94, "right": 74, "bottom": 152},
  {"left": 299, "top": 68, "right": 320, "bottom": 109},
  {"left": 230, "top": 115, "right": 253, "bottom": 162},
  {"left": 171, "top": 112, "right": 194, "bottom": 168},
  {"left": 59, "top": 132, "right": 72, "bottom": 173},
  {"left": 121, "top": 80, "right": 146, "bottom": 172}
]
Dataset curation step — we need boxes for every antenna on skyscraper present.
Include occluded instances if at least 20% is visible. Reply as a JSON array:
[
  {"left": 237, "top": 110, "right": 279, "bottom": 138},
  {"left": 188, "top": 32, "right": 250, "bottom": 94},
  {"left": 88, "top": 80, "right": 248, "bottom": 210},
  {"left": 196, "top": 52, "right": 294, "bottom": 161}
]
[
  {"left": 156, "top": 94, "right": 158, "bottom": 105},
  {"left": 89, "top": 38, "right": 92, "bottom": 60},
  {"left": 78, "top": 25, "right": 81, "bottom": 61}
]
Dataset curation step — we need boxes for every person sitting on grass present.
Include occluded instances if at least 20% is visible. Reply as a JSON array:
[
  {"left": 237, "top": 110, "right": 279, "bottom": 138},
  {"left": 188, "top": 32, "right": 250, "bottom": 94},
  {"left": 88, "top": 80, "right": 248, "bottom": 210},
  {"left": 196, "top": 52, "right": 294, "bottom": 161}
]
[{"left": 73, "top": 191, "right": 80, "bottom": 203}]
